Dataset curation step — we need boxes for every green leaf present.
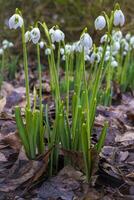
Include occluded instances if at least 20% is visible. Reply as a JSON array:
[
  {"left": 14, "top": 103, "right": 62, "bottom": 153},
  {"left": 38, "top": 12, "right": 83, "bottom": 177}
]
[
  {"left": 96, "top": 122, "right": 108, "bottom": 153},
  {"left": 15, "top": 106, "right": 30, "bottom": 157}
]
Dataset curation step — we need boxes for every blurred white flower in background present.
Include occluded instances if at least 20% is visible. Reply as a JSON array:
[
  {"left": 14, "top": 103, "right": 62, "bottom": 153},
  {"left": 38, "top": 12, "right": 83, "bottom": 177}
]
[
  {"left": 2, "top": 40, "right": 14, "bottom": 49},
  {"left": 45, "top": 48, "right": 51, "bottom": 55},
  {"left": 39, "top": 41, "right": 45, "bottom": 49},
  {"left": 130, "top": 36, "right": 134, "bottom": 48},
  {"left": 0, "top": 48, "right": 4, "bottom": 55},
  {"left": 25, "top": 31, "right": 31, "bottom": 43},
  {"left": 111, "top": 60, "right": 118, "bottom": 67}
]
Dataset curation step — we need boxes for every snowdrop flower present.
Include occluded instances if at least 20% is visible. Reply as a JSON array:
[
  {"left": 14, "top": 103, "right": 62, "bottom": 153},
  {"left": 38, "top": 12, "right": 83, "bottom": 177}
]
[
  {"left": 130, "top": 36, "right": 134, "bottom": 48},
  {"left": 0, "top": 48, "right": 4, "bottom": 55},
  {"left": 52, "top": 44, "right": 55, "bottom": 50},
  {"left": 98, "top": 46, "right": 103, "bottom": 52},
  {"left": 112, "top": 41, "right": 120, "bottom": 52},
  {"left": 125, "top": 33, "right": 131, "bottom": 41},
  {"left": 49, "top": 28, "right": 55, "bottom": 35},
  {"left": 62, "top": 55, "right": 66, "bottom": 61},
  {"left": 2, "top": 40, "right": 9, "bottom": 46},
  {"left": 2, "top": 40, "right": 14, "bottom": 49},
  {"left": 83, "top": 47, "right": 89, "bottom": 54},
  {"left": 80, "top": 33, "right": 93, "bottom": 49},
  {"left": 112, "top": 31, "right": 122, "bottom": 41},
  {"left": 30, "top": 28, "right": 41, "bottom": 44},
  {"left": 45, "top": 48, "right": 51, "bottom": 55},
  {"left": 123, "top": 51, "right": 127, "bottom": 56},
  {"left": 25, "top": 31, "right": 31, "bottom": 43},
  {"left": 111, "top": 60, "right": 118, "bottom": 67},
  {"left": 113, "top": 10, "right": 125, "bottom": 27},
  {"left": 104, "top": 51, "right": 110, "bottom": 61},
  {"left": 9, "top": 14, "right": 23, "bottom": 29},
  {"left": 65, "top": 44, "right": 72, "bottom": 54},
  {"left": 84, "top": 54, "right": 90, "bottom": 61},
  {"left": 39, "top": 41, "right": 45, "bottom": 49},
  {"left": 100, "top": 34, "right": 108, "bottom": 43},
  {"left": 9, "top": 42, "right": 14, "bottom": 48},
  {"left": 90, "top": 52, "right": 100, "bottom": 63},
  {"left": 94, "top": 16, "right": 106, "bottom": 30},
  {"left": 49, "top": 28, "right": 65, "bottom": 43},
  {"left": 74, "top": 41, "right": 83, "bottom": 52},
  {"left": 2, "top": 40, "right": 9, "bottom": 49},
  {"left": 121, "top": 39, "right": 129, "bottom": 51},
  {"left": 60, "top": 48, "right": 64, "bottom": 55}
]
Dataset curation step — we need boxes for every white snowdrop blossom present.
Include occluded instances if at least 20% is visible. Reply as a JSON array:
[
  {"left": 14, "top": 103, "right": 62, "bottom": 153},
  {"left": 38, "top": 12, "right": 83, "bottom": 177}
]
[
  {"left": 94, "top": 16, "right": 106, "bottom": 30},
  {"left": 111, "top": 60, "right": 118, "bottom": 67},
  {"left": 30, "top": 28, "right": 41, "bottom": 44},
  {"left": 112, "top": 41, "right": 120, "bottom": 52},
  {"left": 0, "top": 48, "right": 4, "bottom": 55},
  {"left": 84, "top": 54, "right": 91, "bottom": 61},
  {"left": 80, "top": 33, "right": 93, "bottom": 49},
  {"left": 113, "top": 10, "right": 125, "bottom": 27},
  {"left": 74, "top": 41, "right": 82, "bottom": 52},
  {"left": 52, "top": 44, "right": 55, "bottom": 50},
  {"left": 104, "top": 51, "right": 110, "bottom": 61},
  {"left": 49, "top": 28, "right": 65, "bottom": 43},
  {"left": 2, "top": 40, "right": 14, "bottom": 49},
  {"left": 60, "top": 48, "right": 64, "bottom": 55},
  {"left": 98, "top": 46, "right": 103, "bottom": 52},
  {"left": 122, "top": 40, "right": 129, "bottom": 51},
  {"left": 45, "top": 48, "right": 51, "bottom": 55},
  {"left": 100, "top": 34, "right": 108, "bottom": 43},
  {"left": 90, "top": 52, "right": 100, "bottom": 63},
  {"left": 62, "top": 55, "right": 66, "bottom": 61},
  {"left": 112, "top": 31, "right": 122, "bottom": 41},
  {"left": 39, "top": 41, "right": 45, "bottom": 49},
  {"left": 125, "top": 33, "right": 131, "bottom": 41},
  {"left": 9, "top": 14, "right": 23, "bottom": 29},
  {"left": 65, "top": 44, "right": 72, "bottom": 54},
  {"left": 123, "top": 51, "right": 127, "bottom": 56},
  {"left": 130, "top": 36, "right": 134, "bottom": 48},
  {"left": 25, "top": 31, "right": 31, "bottom": 43}
]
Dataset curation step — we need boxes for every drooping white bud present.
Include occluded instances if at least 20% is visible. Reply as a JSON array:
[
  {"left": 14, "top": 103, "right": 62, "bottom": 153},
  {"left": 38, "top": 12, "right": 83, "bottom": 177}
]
[
  {"left": 60, "top": 48, "right": 65, "bottom": 55},
  {"left": 45, "top": 48, "right": 51, "bottom": 55},
  {"left": 25, "top": 31, "right": 31, "bottom": 43},
  {"left": 80, "top": 33, "right": 93, "bottom": 49},
  {"left": 113, "top": 10, "right": 125, "bottom": 27},
  {"left": 39, "top": 41, "right": 45, "bottom": 49},
  {"left": 94, "top": 16, "right": 106, "bottom": 30}
]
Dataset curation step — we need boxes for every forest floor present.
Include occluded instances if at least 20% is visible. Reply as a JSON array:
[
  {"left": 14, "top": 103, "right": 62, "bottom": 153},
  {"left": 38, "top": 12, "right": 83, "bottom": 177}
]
[{"left": 0, "top": 68, "right": 134, "bottom": 200}]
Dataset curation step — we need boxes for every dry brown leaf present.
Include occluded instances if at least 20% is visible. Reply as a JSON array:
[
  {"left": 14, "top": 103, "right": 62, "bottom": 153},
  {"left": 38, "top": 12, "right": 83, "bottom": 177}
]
[
  {"left": 115, "top": 131, "right": 134, "bottom": 146},
  {"left": 0, "top": 148, "right": 51, "bottom": 192},
  {"left": 0, "top": 97, "right": 6, "bottom": 113},
  {"left": 2, "top": 131, "right": 21, "bottom": 151},
  {"left": 0, "top": 152, "right": 7, "bottom": 162}
]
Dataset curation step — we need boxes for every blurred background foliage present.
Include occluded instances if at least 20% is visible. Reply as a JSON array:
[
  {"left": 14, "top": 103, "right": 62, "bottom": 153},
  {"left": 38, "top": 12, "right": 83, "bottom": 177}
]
[{"left": 0, "top": 0, "right": 134, "bottom": 47}]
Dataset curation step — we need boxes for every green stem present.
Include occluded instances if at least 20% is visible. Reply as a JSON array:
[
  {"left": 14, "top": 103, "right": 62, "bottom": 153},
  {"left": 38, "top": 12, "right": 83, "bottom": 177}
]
[
  {"left": 37, "top": 43, "right": 42, "bottom": 107},
  {"left": 21, "top": 25, "right": 30, "bottom": 109}
]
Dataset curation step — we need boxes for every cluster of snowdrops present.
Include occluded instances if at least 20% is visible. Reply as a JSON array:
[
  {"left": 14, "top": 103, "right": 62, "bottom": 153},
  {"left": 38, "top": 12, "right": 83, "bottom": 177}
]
[{"left": 8, "top": 4, "right": 134, "bottom": 181}]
